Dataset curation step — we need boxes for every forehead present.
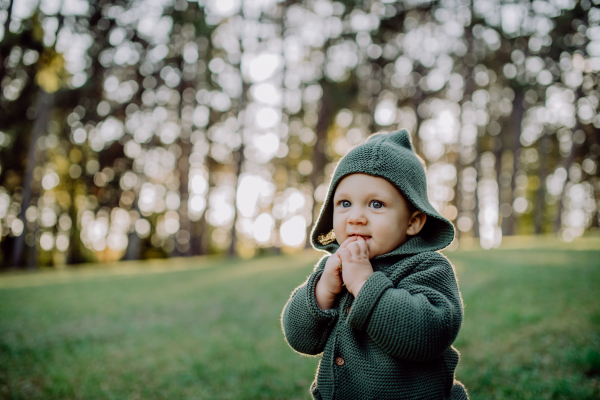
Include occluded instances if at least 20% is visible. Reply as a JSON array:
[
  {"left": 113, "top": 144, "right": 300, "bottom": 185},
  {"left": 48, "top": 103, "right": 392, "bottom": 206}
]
[{"left": 334, "top": 173, "right": 403, "bottom": 199}]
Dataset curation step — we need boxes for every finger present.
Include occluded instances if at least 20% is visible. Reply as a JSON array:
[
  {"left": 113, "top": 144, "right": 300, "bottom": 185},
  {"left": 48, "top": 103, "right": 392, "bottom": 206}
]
[
  {"left": 335, "top": 254, "right": 342, "bottom": 272},
  {"left": 346, "top": 241, "right": 360, "bottom": 256},
  {"left": 361, "top": 237, "right": 370, "bottom": 257},
  {"left": 325, "top": 260, "right": 343, "bottom": 280},
  {"left": 356, "top": 236, "right": 369, "bottom": 255},
  {"left": 338, "top": 248, "right": 351, "bottom": 263},
  {"left": 326, "top": 253, "right": 339, "bottom": 268},
  {"left": 339, "top": 235, "right": 358, "bottom": 249}
]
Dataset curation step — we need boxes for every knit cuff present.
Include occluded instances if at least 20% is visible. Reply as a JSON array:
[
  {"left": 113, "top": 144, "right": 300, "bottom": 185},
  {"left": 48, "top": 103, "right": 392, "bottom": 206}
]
[
  {"left": 346, "top": 271, "right": 393, "bottom": 331},
  {"left": 306, "top": 271, "right": 339, "bottom": 325}
]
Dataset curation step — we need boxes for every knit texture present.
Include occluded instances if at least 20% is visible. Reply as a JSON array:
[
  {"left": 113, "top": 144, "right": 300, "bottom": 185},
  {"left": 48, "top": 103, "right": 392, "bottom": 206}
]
[{"left": 281, "top": 130, "right": 468, "bottom": 399}]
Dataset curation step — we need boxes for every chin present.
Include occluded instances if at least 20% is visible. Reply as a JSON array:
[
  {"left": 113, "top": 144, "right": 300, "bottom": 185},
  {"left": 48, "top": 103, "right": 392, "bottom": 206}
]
[
  {"left": 372, "top": 242, "right": 403, "bottom": 258},
  {"left": 369, "top": 248, "right": 383, "bottom": 258}
]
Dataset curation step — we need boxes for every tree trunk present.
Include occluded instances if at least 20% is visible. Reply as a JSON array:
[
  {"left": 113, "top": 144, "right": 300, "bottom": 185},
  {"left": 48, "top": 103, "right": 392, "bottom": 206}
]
[
  {"left": 173, "top": 65, "right": 193, "bottom": 258},
  {"left": 455, "top": 50, "right": 476, "bottom": 240},
  {"left": 554, "top": 126, "right": 578, "bottom": 232},
  {"left": 506, "top": 88, "right": 524, "bottom": 235},
  {"left": 123, "top": 200, "right": 142, "bottom": 261},
  {"left": 0, "top": 0, "right": 14, "bottom": 80},
  {"left": 227, "top": 143, "right": 244, "bottom": 257},
  {"left": 534, "top": 132, "right": 550, "bottom": 234},
  {"left": 67, "top": 186, "right": 85, "bottom": 265},
  {"left": 191, "top": 213, "right": 208, "bottom": 256},
  {"left": 306, "top": 80, "right": 331, "bottom": 248},
  {"left": 9, "top": 89, "right": 54, "bottom": 268},
  {"left": 175, "top": 143, "right": 192, "bottom": 257},
  {"left": 226, "top": 61, "right": 250, "bottom": 257},
  {"left": 2, "top": 0, "right": 12, "bottom": 39}
]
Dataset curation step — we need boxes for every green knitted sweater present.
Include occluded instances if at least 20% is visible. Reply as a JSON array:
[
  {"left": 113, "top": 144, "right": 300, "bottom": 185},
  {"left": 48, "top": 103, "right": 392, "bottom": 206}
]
[{"left": 281, "top": 130, "right": 468, "bottom": 399}]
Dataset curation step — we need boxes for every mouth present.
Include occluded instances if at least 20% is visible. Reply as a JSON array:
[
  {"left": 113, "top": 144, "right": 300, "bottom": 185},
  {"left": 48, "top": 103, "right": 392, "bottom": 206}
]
[{"left": 349, "top": 234, "right": 371, "bottom": 240}]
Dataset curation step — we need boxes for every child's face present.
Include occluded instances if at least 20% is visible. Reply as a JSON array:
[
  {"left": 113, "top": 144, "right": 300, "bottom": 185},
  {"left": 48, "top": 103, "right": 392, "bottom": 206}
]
[{"left": 332, "top": 173, "right": 416, "bottom": 258}]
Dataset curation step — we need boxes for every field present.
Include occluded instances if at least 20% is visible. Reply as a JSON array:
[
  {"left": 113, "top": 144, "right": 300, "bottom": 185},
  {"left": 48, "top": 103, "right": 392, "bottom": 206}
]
[{"left": 1, "top": 237, "right": 599, "bottom": 399}]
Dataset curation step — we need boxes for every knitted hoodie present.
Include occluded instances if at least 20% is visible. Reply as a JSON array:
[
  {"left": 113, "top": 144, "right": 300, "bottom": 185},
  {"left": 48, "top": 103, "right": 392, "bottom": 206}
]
[{"left": 281, "top": 130, "right": 468, "bottom": 400}]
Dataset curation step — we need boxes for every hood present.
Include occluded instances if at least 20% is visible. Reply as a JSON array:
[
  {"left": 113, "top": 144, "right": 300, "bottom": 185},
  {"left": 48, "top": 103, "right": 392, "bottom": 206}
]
[{"left": 310, "top": 129, "right": 455, "bottom": 260}]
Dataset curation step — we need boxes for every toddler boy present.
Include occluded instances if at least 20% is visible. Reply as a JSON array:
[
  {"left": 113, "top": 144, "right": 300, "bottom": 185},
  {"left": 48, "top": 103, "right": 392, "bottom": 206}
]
[{"left": 281, "top": 130, "right": 468, "bottom": 399}]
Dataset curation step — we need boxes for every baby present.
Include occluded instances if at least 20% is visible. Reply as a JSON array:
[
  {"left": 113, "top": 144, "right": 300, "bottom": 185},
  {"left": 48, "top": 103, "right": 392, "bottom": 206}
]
[{"left": 281, "top": 130, "right": 468, "bottom": 400}]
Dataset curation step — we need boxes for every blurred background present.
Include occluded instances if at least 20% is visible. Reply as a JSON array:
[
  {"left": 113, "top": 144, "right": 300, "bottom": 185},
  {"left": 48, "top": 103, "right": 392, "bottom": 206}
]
[
  {"left": 1, "top": 1, "right": 600, "bottom": 399},
  {"left": 1, "top": 0, "right": 599, "bottom": 268}
]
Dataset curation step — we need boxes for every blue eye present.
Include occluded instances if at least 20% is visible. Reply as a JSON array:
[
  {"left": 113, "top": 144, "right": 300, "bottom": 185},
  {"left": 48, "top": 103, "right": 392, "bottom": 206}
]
[
  {"left": 341, "top": 200, "right": 351, "bottom": 208},
  {"left": 370, "top": 200, "right": 383, "bottom": 209}
]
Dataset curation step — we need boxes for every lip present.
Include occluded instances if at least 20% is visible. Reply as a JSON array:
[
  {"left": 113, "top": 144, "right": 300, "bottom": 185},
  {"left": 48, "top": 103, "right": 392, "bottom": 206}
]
[{"left": 348, "top": 234, "right": 371, "bottom": 240}]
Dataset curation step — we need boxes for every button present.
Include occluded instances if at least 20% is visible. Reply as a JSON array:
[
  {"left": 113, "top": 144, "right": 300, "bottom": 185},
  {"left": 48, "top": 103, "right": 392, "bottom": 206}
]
[
  {"left": 335, "top": 357, "right": 345, "bottom": 366},
  {"left": 346, "top": 307, "right": 351, "bottom": 314}
]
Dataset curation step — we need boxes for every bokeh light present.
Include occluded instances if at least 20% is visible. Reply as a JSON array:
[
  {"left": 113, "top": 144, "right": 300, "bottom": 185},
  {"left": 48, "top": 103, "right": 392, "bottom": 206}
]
[{"left": 0, "top": 0, "right": 598, "bottom": 269}]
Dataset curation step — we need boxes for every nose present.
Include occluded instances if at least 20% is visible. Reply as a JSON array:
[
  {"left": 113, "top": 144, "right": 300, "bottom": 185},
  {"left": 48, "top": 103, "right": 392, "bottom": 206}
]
[{"left": 347, "top": 206, "right": 367, "bottom": 225}]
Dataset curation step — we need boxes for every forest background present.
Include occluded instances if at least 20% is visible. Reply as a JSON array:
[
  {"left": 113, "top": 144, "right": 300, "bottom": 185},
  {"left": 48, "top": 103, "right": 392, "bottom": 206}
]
[{"left": 0, "top": 0, "right": 599, "bottom": 268}]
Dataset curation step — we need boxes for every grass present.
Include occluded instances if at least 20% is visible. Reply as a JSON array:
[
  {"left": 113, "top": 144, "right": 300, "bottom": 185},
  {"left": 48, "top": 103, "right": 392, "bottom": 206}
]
[
  {"left": 0, "top": 237, "right": 599, "bottom": 399},
  {"left": 452, "top": 246, "right": 600, "bottom": 399}
]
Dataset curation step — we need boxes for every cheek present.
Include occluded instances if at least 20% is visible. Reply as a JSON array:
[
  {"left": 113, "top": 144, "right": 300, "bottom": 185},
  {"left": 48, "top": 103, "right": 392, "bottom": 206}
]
[
  {"left": 374, "top": 214, "right": 404, "bottom": 237},
  {"left": 378, "top": 224, "right": 398, "bottom": 238},
  {"left": 333, "top": 212, "right": 345, "bottom": 235}
]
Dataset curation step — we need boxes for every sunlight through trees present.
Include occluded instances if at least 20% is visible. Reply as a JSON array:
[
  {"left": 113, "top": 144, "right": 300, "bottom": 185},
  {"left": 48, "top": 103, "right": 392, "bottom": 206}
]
[{"left": 0, "top": 0, "right": 599, "bottom": 267}]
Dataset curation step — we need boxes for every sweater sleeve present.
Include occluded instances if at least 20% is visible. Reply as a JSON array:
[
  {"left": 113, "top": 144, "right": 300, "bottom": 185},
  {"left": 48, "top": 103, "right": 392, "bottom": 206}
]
[
  {"left": 281, "top": 256, "right": 339, "bottom": 356},
  {"left": 346, "top": 252, "right": 463, "bottom": 362}
]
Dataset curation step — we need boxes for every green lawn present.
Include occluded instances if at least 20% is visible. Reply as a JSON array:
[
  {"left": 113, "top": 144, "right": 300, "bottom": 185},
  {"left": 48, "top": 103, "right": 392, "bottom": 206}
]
[{"left": 0, "top": 238, "right": 599, "bottom": 399}]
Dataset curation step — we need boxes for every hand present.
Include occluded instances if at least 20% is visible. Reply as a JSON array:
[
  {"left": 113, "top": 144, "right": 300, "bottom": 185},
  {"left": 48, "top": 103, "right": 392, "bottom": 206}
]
[
  {"left": 315, "top": 236, "right": 359, "bottom": 310},
  {"left": 338, "top": 236, "right": 373, "bottom": 297}
]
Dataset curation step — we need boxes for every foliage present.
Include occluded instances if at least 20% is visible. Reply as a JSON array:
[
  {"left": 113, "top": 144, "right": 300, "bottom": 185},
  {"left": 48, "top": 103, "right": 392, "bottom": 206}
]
[{"left": 0, "top": 0, "right": 599, "bottom": 267}]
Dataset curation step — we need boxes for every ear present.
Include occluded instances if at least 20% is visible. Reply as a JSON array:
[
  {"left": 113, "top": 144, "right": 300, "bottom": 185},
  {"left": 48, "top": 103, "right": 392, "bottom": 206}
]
[{"left": 406, "top": 211, "right": 427, "bottom": 236}]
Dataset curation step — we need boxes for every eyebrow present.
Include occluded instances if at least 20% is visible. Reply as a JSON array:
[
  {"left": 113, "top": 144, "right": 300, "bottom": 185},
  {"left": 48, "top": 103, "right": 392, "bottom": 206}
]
[{"left": 334, "top": 191, "right": 391, "bottom": 200}]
